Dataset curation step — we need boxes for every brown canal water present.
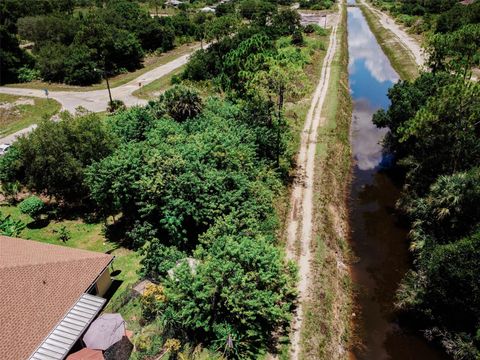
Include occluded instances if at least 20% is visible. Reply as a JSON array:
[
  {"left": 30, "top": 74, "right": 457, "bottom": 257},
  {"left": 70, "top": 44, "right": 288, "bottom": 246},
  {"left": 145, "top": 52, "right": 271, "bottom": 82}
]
[{"left": 346, "top": 5, "right": 450, "bottom": 360}]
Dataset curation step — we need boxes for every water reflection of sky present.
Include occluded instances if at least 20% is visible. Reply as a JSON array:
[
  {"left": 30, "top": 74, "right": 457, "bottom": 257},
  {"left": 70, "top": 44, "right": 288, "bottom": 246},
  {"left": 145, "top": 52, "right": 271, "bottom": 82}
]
[{"left": 348, "top": 7, "right": 399, "bottom": 171}]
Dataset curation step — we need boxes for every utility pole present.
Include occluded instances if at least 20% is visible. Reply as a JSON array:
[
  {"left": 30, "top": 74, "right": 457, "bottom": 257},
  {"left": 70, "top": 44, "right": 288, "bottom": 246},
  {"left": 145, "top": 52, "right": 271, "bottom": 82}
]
[
  {"left": 102, "top": 56, "right": 113, "bottom": 105},
  {"left": 105, "top": 70, "right": 113, "bottom": 105}
]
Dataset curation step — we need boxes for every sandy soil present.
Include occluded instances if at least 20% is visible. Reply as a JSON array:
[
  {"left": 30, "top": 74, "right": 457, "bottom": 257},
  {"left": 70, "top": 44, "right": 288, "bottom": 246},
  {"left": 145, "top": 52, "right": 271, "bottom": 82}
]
[
  {"left": 360, "top": 0, "right": 425, "bottom": 67},
  {"left": 285, "top": 4, "right": 342, "bottom": 359}
]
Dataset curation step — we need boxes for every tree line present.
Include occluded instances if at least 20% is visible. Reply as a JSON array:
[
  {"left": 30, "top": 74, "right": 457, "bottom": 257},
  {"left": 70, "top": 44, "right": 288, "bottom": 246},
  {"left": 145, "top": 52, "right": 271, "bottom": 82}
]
[
  {"left": 373, "top": 0, "right": 480, "bottom": 33},
  {"left": 1, "top": 0, "right": 264, "bottom": 85},
  {"left": 373, "top": 9, "right": 480, "bottom": 358}
]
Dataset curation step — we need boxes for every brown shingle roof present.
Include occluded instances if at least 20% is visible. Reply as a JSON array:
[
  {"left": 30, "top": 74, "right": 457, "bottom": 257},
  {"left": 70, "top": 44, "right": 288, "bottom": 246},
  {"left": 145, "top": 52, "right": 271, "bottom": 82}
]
[{"left": 0, "top": 236, "right": 113, "bottom": 360}]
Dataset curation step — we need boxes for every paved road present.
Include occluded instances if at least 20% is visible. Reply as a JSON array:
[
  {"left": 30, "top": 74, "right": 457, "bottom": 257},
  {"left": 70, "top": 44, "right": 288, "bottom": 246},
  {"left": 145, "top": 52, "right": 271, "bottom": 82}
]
[
  {"left": 0, "top": 47, "right": 198, "bottom": 113},
  {"left": 0, "top": 46, "right": 200, "bottom": 143}
]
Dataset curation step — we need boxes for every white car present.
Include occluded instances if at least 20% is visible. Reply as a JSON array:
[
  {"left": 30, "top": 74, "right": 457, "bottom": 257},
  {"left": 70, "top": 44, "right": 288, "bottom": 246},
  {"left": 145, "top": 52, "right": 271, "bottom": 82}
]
[{"left": 0, "top": 143, "right": 11, "bottom": 156}]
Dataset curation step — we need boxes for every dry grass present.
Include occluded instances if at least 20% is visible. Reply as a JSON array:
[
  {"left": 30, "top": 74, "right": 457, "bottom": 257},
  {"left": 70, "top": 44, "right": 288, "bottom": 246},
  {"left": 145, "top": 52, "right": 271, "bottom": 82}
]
[
  {"left": 0, "top": 94, "right": 60, "bottom": 137},
  {"left": 300, "top": 4, "right": 353, "bottom": 359}
]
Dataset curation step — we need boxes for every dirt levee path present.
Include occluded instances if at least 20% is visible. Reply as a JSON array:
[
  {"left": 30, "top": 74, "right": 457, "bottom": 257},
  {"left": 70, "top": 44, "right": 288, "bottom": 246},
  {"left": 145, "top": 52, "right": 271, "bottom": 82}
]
[
  {"left": 285, "top": 4, "right": 342, "bottom": 359},
  {"left": 360, "top": 0, "right": 425, "bottom": 67}
]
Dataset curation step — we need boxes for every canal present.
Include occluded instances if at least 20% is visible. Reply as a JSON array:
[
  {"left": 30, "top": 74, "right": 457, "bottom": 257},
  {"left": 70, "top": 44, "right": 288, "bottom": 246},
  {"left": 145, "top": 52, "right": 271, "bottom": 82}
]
[{"left": 346, "top": 4, "right": 449, "bottom": 360}]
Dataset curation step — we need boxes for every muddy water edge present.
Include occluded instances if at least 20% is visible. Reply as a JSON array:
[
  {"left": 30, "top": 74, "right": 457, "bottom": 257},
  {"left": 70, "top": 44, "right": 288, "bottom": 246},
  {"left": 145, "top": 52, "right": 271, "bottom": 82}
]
[{"left": 346, "top": 3, "right": 450, "bottom": 360}]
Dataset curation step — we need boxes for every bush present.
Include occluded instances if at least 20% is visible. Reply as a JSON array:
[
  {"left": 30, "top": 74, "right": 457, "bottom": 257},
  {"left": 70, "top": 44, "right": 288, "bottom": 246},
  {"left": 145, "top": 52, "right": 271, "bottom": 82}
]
[
  {"left": 140, "top": 283, "right": 166, "bottom": 321},
  {"left": 108, "top": 99, "right": 126, "bottom": 113},
  {"left": 55, "top": 225, "right": 71, "bottom": 243},
  {"left": 19, "top": 196, "right": 45, "bottom": 220},
  {"left": 0, "top": 212, "right": 25, "bottom": 237},
  {"left": 291, "top": 30, "right": 304, "bottom": 45},
  {"left": 170, "top": 74, "right": 181, "bottom": 85},
  {"left": 303, "top": 24, "right": 316, "bottom": 33},
  {"left": 17, "top": 66, "right": 41, "bottom": 83}
]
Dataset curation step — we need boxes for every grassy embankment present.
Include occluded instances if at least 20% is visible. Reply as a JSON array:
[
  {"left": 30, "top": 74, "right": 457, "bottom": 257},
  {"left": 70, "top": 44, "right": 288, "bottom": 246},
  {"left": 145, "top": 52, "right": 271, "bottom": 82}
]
[
  {"left": 299, "top": 2, "right": 354, "bottom": 359},
  {"left": 358, "top": 2, "right": 419, "bottom": 81},
  {"left": 0, "top": 94, "right": 60, "bottom": 137},
  {"left": 6, "top": 42, "right": 198, "bottom": 92}
]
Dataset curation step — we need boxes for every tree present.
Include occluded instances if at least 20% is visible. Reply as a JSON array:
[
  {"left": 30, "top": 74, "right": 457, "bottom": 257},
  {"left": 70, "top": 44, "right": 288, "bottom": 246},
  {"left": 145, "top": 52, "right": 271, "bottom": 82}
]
[
  {"left": 16, "top": 15, "right": 77, "bottom": 49},
  {"left": 35, "top": 42, "right": 68, "bottom": 83},
  {"left": 0, "top": 25, "right": 31, "bottom": 84},
  {"left": 160, "top": 85, "right": 203, "bottom": 122},
  {"left": 109, "top": 106, "right": 158, "bottom": 143},
  {"left": 426, "top": 24, "right": 480, "bottom": 77},
  {"left": 19, "top": 196, "right": 45, "bottom": 221},
  {"left": 64, "top": 44, "right": 101, "bottom": 85},
  {"left": 270, "top": 9, "right": 301, "bottom": 37},
  {"left": 247, "top": 58, "right": 306, "bottom": 165},
  {"left": 406, "top": 167, "right": 480, "bottom": 251},
  {"left": 394, "top": 80, "right": 480, "bottom": 191},
  {"left": 4, "top": 113, "right": 116, "bottom": 202},
  {"left": 205, "top": 15, "right": 239, "bottom": 42},
  {"left": 158, "top": 232, "right": 296, "bottom": 357},
  {"left": 373, "top": 71, "right": 453, "bottom": 157}
]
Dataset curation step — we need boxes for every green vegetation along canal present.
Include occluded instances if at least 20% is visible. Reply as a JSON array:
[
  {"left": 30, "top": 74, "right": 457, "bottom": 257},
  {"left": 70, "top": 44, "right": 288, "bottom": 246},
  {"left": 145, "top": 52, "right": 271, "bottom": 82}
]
[{"left": 346, "top": 4, "right": 449, "bottom": 359}]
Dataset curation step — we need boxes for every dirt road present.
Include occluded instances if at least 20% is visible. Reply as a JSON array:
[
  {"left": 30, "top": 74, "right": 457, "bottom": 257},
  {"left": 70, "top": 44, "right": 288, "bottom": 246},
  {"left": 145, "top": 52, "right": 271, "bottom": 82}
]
[
  {"left": 285, "top": 4, "right": 341, "bottom": 359},
  {"left": 360, "top": 0, "right": 425, "bottom": 67}
]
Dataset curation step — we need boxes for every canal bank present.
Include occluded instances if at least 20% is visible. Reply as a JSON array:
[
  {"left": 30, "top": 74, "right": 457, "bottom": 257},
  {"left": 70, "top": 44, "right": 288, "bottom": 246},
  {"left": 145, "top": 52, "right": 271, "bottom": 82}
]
[
  {"left": 346, "top": 4, "right": 449, "bottom": 360},
  {"left": 298, "top": 1, "right": 354, "bottom": 358}
]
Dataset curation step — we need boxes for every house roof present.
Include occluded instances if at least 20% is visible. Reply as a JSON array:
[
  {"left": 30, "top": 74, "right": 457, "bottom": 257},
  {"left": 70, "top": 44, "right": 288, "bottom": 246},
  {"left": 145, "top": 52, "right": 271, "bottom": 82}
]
[
  {"left": 30, "top": 294, "right": 106, "bottom": 360},
  {"left": 0, "top": 236, "right": 113, "bottom": 360}
]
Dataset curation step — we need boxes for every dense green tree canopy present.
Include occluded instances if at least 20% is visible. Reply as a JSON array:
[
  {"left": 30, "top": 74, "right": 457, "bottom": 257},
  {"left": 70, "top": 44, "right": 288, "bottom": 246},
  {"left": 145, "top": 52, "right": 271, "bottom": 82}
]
[{"left": 1, "top": 113, "right": 116, "bottom": 201}]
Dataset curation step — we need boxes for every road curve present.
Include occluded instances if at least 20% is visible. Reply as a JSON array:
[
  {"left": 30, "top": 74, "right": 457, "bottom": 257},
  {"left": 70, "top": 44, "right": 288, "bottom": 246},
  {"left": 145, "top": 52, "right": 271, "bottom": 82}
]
[{"left": 0, "top": 47, "right": 199, "bottom": 114}]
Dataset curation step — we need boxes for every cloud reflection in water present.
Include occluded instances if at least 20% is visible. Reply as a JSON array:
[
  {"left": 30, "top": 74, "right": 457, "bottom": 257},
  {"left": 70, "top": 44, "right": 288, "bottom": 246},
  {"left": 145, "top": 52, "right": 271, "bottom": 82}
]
[{"left": 348, "top": 7, "right": 399, "bottom": 170}]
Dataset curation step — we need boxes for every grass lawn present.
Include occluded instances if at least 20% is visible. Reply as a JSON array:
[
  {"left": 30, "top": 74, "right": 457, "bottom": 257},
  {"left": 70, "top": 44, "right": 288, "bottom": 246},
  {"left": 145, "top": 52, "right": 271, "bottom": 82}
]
[
  {"left": 6, "top": 42, "right": 199, "bottom": 92},
  {"left": 0, "top": 94, "right": 61, "bottom": 138},
  {"left": 133, "top": 65, "right": 185, "bottom": 100}
]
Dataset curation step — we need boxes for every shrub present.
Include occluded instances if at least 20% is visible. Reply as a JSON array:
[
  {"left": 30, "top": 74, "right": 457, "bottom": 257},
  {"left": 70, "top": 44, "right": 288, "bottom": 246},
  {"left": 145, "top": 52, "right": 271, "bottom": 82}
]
[
  {"left": 170, "top": 74, "right": 181, "bottom": 85},
  {"left": 0, "top": 212, "right": 25, "bottom": 237},
  {"left": 291, "top": 30, "right": 304, "bottom": 45},
  {"left": 141, "top": 283, "right": 166, "bottom": 321},
  {"left": 55, "top": 225, "right": 71, "bottom": 243},
  {"left": 108, "top": 99, "right": 126, "bottom": 113},
  {"left": 17, "top": 66, "right": 41, "bottom": 83},
  {"left": 303, "top": 24, "right": 316, "bottom": 33},
  {"left": 19, "top": 196, "right": 45, "bottom": 221}
]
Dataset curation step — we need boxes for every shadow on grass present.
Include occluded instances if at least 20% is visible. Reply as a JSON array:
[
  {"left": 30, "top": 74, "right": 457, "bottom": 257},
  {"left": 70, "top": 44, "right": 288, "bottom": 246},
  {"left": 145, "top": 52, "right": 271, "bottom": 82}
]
[
  {"left": 26, "top": 218, "right": 50, "bottom": 229},
  {"left": 104, "top": 279, "right": 124, "bottom": 304}
]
